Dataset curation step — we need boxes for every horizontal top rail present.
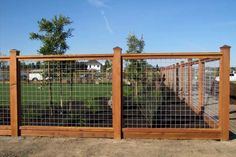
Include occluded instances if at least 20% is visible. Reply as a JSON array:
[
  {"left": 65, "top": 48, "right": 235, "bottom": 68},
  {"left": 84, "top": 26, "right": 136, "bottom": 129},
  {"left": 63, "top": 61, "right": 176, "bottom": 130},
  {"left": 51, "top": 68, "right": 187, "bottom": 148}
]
[
  {"left": 0, "top": 56, "right": 10, "bottom": 61},
  {"left": 1, "top": 52, "right": 223, "bottom": 61},
  {"left": 17, "top": 54, "right": 114, "bottom": 61},
  {"left": 121, "top": 52, "right": 222, "bottom": 59}
]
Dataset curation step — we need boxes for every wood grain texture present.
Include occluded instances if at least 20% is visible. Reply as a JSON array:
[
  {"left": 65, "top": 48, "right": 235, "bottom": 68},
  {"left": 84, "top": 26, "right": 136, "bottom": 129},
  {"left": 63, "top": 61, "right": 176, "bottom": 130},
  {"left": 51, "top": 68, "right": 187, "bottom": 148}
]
[
  {"left": 9, "top": 50, "right": 20, "bottom": 136},
  {"left": 188, "top": 59, "right": 192, "bottom": 106},
  {"left": 112, "top": 47, "right": 122, "bottom": 139},
  {"left": 198, "top": 61, "right": 205, "bottom": 113},
  {"left": 219, "top": 45, "right": 230, "bottom": 141},
  {"left": 20, "top": 126, "right": 113, "bottom": 138},
  {"left": 17, "top": 54, "right": 113, "bottom": 61},
  {"left": 123, "top": 128, "right": 221, "bottom": 139},
  {"left": 0, "top": 125, "right": 11, "bottom": 136}
]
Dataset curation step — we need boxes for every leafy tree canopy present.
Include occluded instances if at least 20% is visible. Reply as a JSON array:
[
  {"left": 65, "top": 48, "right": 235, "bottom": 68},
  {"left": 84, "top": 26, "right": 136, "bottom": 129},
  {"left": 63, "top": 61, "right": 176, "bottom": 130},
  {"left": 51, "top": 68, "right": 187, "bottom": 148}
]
[
  {"left": 126, "top": 33, "right": 145, "bottom": 54},
  {"left": 30, "top": 15, "right": 73, "bottom": 55}
]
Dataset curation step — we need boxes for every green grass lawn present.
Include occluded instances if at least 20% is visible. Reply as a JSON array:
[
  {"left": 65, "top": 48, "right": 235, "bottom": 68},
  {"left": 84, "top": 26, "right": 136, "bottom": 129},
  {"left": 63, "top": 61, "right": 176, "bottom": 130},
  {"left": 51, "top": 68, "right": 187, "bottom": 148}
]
[
  {"left": 0, "top": 83, "right": 113, "bottom": 105},
  {"left": 0, "top": 82, "right": 160, "bottom": 106}
]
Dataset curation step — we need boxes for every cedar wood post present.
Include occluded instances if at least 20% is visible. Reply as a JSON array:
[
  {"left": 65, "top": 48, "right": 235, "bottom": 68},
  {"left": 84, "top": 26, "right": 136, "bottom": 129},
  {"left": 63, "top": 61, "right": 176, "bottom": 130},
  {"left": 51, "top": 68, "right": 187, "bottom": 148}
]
[
  {"left": 198, "top": 60, "right": 205, "bottom": 113},
  {"left": 219, "top": 45, "right": 230, "bottom": 141},
  {"left": 176, "top": 63, "right": 179, "bottom": 96},
  {"left": 188, "top": 59, "right": 192, "bottom": 106},
  {"left": 10, "top": 49, "right": 20, "bottom": 136},
  {"left": 180, "top": 61, "right": 184, "bottom": 99},
  {"left": 172, "top": 64, "right": 176, "bottom": 91},
  {"left": 112, "top": 47, "right": 122, "bottom": 139}
]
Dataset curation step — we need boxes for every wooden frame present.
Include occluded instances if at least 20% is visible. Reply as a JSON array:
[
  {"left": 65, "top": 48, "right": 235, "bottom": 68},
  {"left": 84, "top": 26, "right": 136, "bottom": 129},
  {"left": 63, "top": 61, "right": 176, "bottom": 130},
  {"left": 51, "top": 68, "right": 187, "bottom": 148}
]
[
  {"left": 187, "top": 58, "right": 192, "bottom": 106},
  {"left": 20, "top": 126, "right": 113, "bottom": 138},
  {"left": 0, "top": 126, "right": 11, "bottom": 136},
  {"left": 112, "top": 47, "right": 122, "bottom": 139},
  {"left": 122, "top": 128, "right": 221, "bottom": 139},
  {"left": 0, "top": 46, "right": 230, "bottom": 140},
  {"left": 219, "top": 45, "right": 230, "bottom": 141},
  {"left": 9, "top": 50, "right": 21, "bottom": 136},
  {"left": 17, "top": 54, "right": 113, "bottom": 61},
  {"left": 198, "top": 60, "right": 205, "bottom": 113}
]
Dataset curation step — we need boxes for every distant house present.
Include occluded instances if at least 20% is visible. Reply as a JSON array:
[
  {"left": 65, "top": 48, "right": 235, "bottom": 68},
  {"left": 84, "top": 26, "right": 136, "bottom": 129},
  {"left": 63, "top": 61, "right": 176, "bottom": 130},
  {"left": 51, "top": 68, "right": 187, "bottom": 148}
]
[{"left": 87, "top": 60, "right": 102, "bottom": 71}]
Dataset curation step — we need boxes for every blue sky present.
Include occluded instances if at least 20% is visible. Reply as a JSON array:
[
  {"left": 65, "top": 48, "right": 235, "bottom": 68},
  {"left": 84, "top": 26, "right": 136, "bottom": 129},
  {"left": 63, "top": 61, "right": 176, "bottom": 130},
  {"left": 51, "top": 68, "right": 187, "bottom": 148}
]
[{"left": 0, "top": 0, "right": 235, "bottom": 66}]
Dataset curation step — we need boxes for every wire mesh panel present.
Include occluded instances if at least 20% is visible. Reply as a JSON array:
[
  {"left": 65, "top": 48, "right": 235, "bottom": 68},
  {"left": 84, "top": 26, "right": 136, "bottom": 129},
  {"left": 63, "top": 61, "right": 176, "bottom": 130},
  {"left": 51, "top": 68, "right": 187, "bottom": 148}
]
[
  {"left": 191, "top": 63, "right": 199, "bottom": 110},
  {"left": 122, "top": 58, "right": 220, "bottom": 128},
  {"left": 0, "top": 60, "right": 10, "bottom": 125},
  {"left": 20, "top": 59, "right": 112, "bottom": 127},
  {"left": 203, "top": 60, "right": 220, "bottom": 127}
]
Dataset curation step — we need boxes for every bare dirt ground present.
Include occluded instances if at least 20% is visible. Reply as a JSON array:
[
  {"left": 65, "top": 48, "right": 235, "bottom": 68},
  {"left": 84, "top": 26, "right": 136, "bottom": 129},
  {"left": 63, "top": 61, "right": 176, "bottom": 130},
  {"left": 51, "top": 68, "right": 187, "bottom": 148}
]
[
  {"left": 0, "top": 98, "right": 235, "bottom": 157},
  {"left": 0, "top": 136, "right": 236, "bottom": 157}
]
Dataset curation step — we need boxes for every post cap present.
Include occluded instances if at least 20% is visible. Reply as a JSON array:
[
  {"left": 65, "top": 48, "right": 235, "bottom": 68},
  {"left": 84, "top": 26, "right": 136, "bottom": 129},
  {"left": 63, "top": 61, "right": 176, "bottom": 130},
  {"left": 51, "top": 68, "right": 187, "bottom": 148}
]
[
  {"left": 113, "top": 46, "right": 122, "bottom": 51},
  {"left": 10, "top": 49, "right": 20, "bottom": 55},
  {"left": 220, "top": 45, "right": 231, "bottom": 49}
]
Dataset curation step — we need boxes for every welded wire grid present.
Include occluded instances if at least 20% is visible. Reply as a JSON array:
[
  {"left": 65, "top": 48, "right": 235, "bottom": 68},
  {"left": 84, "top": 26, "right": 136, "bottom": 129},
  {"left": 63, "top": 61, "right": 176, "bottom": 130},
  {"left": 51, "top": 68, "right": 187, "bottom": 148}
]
[
  {"left": 20, "top": 60, "right": 112, "bottom": 127},
  {"left": 123, "top": 58, "right": 219, "bottom": 128},
  {"left": 203, "top": 60, "right": 220, "bottom": 127},
  {"left": 0, "top": 61, "right": 10, "bottom": 125},
  {"left": 191, "top": 63, "right": 199, "bottom": 110}
]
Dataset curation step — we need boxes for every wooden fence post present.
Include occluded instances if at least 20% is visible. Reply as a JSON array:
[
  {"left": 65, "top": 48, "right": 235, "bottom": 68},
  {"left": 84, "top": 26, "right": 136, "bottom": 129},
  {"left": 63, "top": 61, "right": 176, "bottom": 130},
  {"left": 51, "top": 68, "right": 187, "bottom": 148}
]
[
  {"left": 198, "top": 60, "right": 205, "bottom": 113},
  {"left": 112, "top": 47, "right": 122, "bottom": 139},
  {"left": 188, "top": 59, "right": 192, "bottom": 106},
  {"left": 180, "top": 61, "right": 184, "bottom": 100},
  {"left": 9, "top": 49, "right": 20, "bottom": 136},
  {"left": 172, "top": 64, "right": 175, "bottom": 91},
  {"left": 176, "top": 63, "right": 179, "bottom": 96},
  {"left": 219, "top": 45, "right": 230, "bottom": 141}
]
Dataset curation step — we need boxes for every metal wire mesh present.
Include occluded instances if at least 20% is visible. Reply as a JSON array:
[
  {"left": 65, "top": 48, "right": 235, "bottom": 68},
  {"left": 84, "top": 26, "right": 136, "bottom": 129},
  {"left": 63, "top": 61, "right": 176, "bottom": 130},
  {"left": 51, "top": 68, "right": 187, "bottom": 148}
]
[
  {"left": 0, "top": 60, "right": 10, "bottom": 125},
  {"left": 203, "top": 60, "right": 220, "bottom": 127},
  {"left": 122, "top": 58, "right": 220, "bottom": 128},
  {"left": 20, "top": 59, "right": 112, "bottom": 127}
]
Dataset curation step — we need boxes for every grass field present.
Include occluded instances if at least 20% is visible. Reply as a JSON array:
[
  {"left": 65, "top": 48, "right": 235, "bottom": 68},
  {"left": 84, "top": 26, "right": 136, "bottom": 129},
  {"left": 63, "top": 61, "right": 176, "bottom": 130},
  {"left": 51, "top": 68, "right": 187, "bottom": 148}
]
[
  {"left": 0, "top": 82, "right": 159, "bottom": 106},
  {"left": 0, "top": 83, "right": 113, "bottom": 105}
]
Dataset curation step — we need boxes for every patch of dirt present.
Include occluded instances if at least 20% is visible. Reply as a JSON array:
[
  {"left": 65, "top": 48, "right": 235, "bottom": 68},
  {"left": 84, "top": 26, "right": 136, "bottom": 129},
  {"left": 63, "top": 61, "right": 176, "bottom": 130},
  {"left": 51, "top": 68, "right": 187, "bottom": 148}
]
[{"left": 0, "top": 137, "right": 236, "bottom": 157}]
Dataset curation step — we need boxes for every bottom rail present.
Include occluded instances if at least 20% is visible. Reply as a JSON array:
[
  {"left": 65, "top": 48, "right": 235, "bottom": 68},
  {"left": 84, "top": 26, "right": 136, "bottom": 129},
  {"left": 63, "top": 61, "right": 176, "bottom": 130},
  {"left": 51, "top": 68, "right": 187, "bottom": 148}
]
[
  {"left": 20, "top": 126, "right": 114, "bottom": 138},
  {"left": 123, "top": 128, "right": 221, "bottom": 140}
]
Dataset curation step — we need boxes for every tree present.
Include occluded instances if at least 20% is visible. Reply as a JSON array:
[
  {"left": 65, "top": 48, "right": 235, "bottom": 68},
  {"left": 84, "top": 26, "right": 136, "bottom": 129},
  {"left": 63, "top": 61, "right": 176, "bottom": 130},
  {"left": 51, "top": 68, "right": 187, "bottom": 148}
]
[
  {"left": 29, "top": 15, "right": 73, "bottom": 107},
  {"left": 0, "top": 52, "right": 8, "bottom": 83},
  {"left": 102, "top": 60, "right": 112, "bottom": 80},
  {"left": 126, "top": 33, "right": 146, "bottom": 96}
]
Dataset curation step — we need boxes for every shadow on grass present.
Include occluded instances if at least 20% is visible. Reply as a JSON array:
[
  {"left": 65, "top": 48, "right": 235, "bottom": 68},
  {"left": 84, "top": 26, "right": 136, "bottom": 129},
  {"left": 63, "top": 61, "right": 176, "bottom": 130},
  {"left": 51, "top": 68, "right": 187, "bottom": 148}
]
[{"left": 229, "top": 131, "right": 236, "bottom": 140}]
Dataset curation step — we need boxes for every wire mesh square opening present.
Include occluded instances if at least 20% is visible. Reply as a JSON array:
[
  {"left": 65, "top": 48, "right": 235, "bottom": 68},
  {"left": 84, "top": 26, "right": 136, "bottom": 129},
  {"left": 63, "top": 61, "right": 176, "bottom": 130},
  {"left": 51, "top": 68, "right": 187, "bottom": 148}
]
[
  {"left": 122, "top": 58, "right": 220, "bottom": 128},
  {"left": 20, "top": 59, "right": 113, "bottom": 127},
  {"left": 0, "top": 61, "right": 10, "bottom": 125}
]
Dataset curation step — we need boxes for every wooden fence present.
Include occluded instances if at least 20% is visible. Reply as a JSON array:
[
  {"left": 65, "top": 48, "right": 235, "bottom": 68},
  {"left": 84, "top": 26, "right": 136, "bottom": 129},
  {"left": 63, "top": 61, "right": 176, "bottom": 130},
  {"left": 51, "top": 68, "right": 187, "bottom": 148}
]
[{"left": 0, "top": 45, "right": 230, "bottom": 140}]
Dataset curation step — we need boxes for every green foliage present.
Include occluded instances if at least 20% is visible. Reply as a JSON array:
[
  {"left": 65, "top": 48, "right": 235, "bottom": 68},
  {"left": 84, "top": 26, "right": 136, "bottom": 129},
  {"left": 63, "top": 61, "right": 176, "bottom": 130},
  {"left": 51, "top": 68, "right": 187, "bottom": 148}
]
[
  {"left": 126, "top": 33, "right": 145, "bottom": 54},
  {"left": 125, "top": 33, "right": 147, "bottom": 80},
  {"left": 29, "top": 15, "right": 73, "bottom": 55},
  {"left": 231, "top": 67, "right": 236, "bottom": 72},
  {"left": 102, "top": 60, "right": 112, "bottom": 72},
  {"left": 125, "top": 33, "right": 149, "bottom": 96}
]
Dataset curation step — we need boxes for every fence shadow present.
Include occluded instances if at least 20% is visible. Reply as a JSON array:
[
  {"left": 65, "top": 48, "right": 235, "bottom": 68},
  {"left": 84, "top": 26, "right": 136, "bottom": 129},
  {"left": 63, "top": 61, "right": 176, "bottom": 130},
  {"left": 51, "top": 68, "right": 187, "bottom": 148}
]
[{"left": 229, "top": 131, "right": 236, "bottom": 140}]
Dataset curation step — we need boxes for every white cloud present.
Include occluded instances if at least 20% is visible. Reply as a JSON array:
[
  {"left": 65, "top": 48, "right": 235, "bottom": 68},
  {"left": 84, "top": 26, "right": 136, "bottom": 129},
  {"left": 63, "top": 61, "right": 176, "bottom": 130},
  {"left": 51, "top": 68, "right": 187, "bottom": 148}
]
[
  {"left": 101, "top": 10, "right": 113, "bottom": 34},
  {"left": 88, "top": 0, "right": 109, "bottom": 8}
]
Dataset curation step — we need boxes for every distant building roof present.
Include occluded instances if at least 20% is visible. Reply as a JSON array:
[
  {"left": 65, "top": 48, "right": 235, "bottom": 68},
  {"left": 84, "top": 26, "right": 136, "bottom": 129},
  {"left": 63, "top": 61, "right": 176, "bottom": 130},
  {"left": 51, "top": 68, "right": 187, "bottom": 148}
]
[{"left": 87, "top": 60, "right": 102, "bottom": 65}]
